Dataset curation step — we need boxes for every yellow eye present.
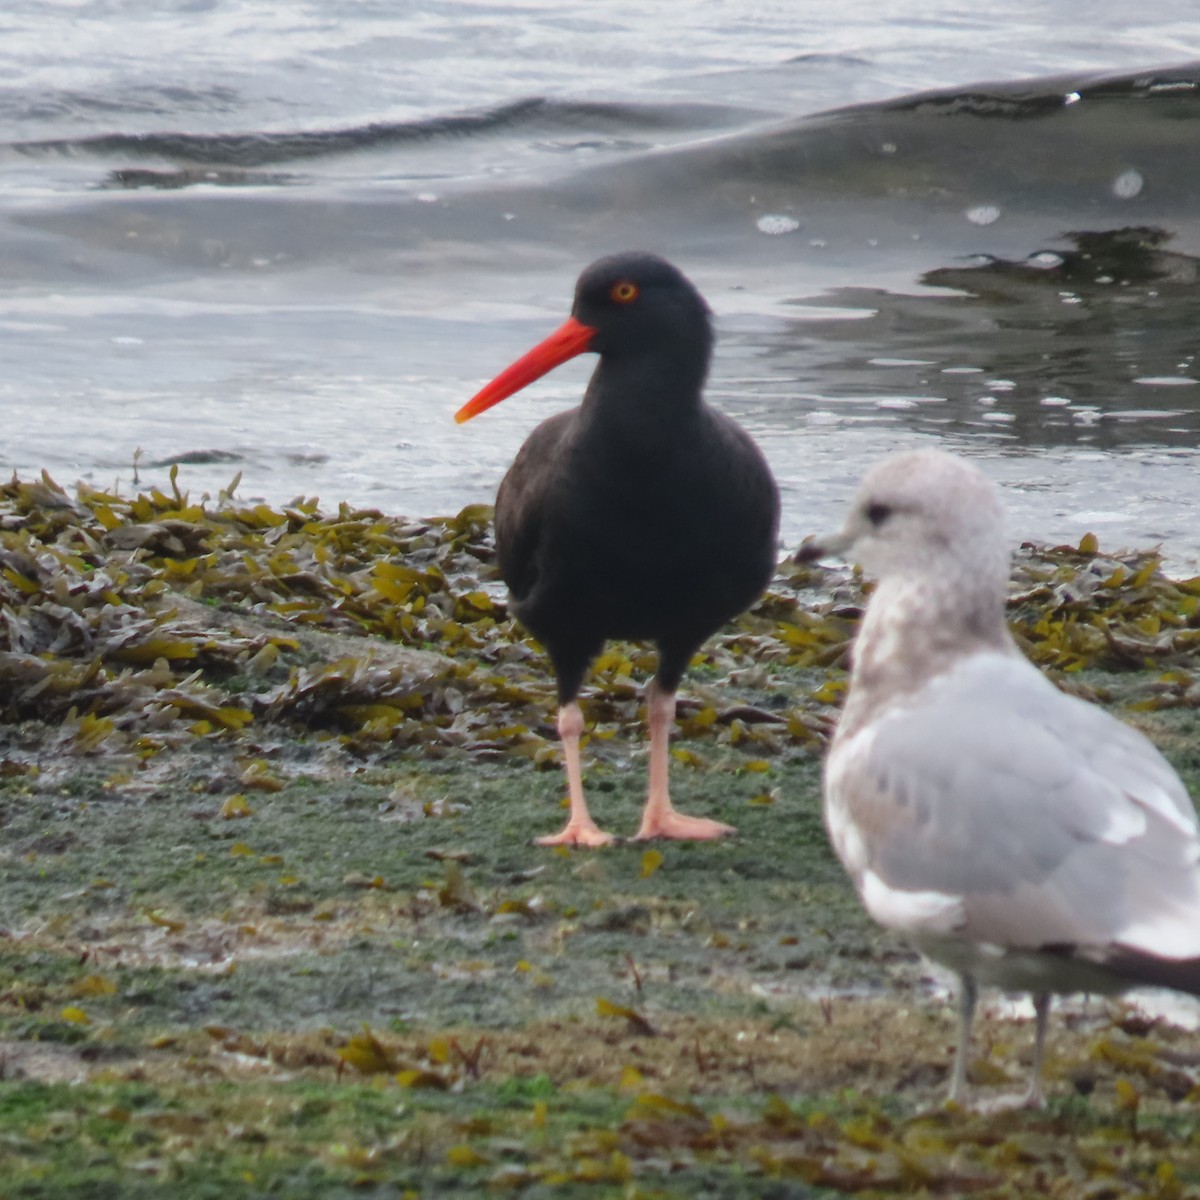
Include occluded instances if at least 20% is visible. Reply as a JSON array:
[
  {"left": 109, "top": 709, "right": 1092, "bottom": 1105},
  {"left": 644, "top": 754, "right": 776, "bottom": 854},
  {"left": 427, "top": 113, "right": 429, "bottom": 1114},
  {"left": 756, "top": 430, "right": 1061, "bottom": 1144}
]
[{"left": 610, "top": 280, "right": 639, "bottom": 304}]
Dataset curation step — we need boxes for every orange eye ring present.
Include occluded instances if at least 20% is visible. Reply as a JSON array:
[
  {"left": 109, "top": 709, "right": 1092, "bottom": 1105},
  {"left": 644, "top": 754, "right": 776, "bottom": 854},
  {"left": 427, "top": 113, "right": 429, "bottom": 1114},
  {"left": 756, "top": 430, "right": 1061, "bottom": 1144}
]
[{"left": 610, "top": 280, "right": 639, "bottom": 304}]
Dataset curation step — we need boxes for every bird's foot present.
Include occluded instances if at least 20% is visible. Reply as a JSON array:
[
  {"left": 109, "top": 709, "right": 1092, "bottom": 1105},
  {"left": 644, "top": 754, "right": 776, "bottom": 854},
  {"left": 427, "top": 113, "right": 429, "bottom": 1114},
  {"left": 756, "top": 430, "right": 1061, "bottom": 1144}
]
[
  {"left": 632, "top": 811, "right": 735, "bottom": 841},
  {"left": 534, "top": 818, "right": 615, "bottom": 848},
  {"left": 965, "top": 1089, "right": 1047, "bottom": 1114},
  {"left": 946, "top": 1084, "right": 1047, "bottom": 1113}
]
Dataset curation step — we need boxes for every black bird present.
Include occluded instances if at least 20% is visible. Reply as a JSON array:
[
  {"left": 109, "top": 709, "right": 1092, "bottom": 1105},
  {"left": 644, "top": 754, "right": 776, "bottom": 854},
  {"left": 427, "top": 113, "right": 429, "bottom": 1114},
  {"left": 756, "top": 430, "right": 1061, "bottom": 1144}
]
[{"left": 456, "top": 252, "right": 780, "bottom": 845}]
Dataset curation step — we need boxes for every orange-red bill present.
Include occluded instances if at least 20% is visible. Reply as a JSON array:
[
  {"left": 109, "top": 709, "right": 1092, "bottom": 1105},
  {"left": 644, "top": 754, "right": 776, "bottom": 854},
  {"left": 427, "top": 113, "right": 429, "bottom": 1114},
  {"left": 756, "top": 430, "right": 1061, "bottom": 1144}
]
[{"left": 455, "top": 315, "right": 596, "bottom": 424}]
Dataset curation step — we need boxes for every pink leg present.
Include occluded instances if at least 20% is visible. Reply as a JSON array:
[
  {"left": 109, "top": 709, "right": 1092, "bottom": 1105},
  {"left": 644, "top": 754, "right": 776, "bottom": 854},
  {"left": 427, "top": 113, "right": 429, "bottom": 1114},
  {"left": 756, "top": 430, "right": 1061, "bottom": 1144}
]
[
  {"left": 633, "top": 681, "right": 735, "bottom": 841},
  {"left": 534, "top": 701, "right": 614, "bottom": 847}
]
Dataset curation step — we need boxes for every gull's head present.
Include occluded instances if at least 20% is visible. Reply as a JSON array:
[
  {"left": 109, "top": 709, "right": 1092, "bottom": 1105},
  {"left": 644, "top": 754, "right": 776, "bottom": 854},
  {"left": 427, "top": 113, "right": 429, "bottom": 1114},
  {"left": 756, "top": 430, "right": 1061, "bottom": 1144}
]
[{"left": 798, "top": 448, "right": 1009, "bottom": 586}]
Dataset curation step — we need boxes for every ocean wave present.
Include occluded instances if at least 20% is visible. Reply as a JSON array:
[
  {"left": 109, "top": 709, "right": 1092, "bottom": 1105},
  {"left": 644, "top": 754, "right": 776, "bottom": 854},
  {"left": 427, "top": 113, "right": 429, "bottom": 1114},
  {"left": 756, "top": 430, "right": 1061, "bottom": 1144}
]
[
  {"left": 5, "top": 61, "right": 1198, "bottom": 290},
  {"left": 5, "top": 96, "right": 759, "bottom": 172}
]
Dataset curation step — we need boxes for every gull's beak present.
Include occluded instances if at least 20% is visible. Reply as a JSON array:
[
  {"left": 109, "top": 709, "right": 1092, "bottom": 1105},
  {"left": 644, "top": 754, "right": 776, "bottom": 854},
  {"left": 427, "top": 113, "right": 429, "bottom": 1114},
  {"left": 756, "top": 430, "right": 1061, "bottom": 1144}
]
[{"left": 794, "top": 529, "right": 853, "bottom": 564}]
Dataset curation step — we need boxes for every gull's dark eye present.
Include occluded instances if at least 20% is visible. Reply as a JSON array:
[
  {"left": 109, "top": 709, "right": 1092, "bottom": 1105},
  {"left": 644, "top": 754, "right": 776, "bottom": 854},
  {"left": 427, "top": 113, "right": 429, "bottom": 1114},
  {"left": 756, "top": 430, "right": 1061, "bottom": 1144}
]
[{"left": 866, "top": 502, "right": 892, "bottom": 527}]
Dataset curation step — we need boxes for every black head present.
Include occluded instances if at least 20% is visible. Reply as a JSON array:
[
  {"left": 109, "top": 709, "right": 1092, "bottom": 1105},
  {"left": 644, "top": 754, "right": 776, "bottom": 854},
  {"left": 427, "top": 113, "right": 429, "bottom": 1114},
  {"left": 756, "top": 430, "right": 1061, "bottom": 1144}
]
[
  {"left": 570, "top": 252, "right": 713, "bottom": 363},
  {"left": 455, "top": 252, "right": 715, "bottom": 425}
]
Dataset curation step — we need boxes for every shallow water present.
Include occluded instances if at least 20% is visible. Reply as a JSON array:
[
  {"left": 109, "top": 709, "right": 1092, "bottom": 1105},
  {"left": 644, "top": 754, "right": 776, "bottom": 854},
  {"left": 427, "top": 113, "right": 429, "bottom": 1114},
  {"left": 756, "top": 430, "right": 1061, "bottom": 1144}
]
[{"left": 2, "top": 4, "right": 1199, "bottom": 565}]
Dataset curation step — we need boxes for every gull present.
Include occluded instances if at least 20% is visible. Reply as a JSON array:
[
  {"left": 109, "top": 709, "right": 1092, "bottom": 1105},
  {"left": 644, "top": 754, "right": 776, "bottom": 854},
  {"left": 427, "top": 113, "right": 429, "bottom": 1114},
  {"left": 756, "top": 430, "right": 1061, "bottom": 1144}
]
[{"left": 798, "top": 447, "right": 1200, "bottom": 1106}]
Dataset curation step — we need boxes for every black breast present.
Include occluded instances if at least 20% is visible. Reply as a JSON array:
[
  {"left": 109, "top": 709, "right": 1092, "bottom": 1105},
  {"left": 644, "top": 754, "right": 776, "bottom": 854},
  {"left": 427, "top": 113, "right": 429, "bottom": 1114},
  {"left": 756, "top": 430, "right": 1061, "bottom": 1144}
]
[{"left": 496, "top": 401, "right": 779, "bottom": 694}]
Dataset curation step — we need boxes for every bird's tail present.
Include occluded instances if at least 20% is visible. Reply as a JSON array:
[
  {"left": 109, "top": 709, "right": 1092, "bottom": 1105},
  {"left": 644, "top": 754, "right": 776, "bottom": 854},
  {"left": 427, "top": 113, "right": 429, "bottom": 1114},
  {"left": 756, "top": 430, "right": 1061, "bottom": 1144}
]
[{"left": 1100, "top": 947, "right": 1200, "bottom": 998}]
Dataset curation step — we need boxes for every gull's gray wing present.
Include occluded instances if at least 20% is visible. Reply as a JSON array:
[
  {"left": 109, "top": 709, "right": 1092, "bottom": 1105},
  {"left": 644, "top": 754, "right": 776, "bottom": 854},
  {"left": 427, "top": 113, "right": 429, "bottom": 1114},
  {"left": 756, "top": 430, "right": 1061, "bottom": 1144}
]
[{"left": 827, "top": 651, "right": 1200, "bottom": 958}]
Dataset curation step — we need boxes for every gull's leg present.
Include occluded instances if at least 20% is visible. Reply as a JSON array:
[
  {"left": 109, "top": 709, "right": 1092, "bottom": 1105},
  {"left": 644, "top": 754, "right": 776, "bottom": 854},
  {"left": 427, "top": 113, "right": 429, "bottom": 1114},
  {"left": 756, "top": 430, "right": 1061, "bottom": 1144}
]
[
  {"left": 1021, "top": 992, "right": 1051, "bottom": 1109},
  {"left": 534, "top": 701, "right": 614, "bottom": 847},
  {"left": 633, "top": 679, "right": 735, "bottom": 841},
  {"left": 974, "top": 990, "right": 1054, "bottom": 1112},
  {"left": 947, "top": 973, "right": 978, "bottom": 1104}
]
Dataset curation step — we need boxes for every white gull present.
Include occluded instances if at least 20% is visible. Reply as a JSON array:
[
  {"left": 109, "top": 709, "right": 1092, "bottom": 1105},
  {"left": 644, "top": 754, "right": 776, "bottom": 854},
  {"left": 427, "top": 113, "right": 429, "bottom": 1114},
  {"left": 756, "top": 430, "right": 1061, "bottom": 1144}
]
[{"left": 798, "top": 448, "right": 1200, "bottom": 1106}]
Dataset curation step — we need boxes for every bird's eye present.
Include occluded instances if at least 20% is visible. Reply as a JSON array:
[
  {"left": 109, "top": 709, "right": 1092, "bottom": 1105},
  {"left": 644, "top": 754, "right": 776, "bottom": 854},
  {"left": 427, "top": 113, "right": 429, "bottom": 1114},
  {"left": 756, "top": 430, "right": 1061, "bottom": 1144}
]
[
  {"left": 866, "top": 502, "right": 892, "bottom": 526},
  {"left": 610, "top": 280, "right": 639, "bottom": 304}
]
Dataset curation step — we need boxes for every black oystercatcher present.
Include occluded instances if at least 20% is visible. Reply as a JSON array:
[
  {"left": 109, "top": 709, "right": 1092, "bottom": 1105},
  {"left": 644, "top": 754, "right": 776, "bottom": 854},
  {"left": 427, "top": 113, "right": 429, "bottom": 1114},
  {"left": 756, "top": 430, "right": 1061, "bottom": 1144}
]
[{"left": 456, "top": 252, "right": 780, "bottom": 846}]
